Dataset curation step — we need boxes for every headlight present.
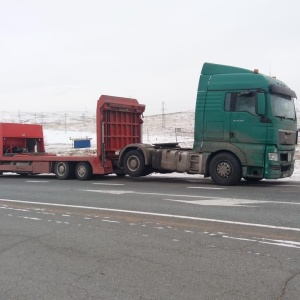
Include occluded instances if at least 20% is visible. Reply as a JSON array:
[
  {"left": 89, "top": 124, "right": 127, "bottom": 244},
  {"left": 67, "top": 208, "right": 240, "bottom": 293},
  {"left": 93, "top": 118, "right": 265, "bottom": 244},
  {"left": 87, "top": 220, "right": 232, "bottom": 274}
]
[{"left": 268, "top": 153, "right": 278, "bottom": 161}]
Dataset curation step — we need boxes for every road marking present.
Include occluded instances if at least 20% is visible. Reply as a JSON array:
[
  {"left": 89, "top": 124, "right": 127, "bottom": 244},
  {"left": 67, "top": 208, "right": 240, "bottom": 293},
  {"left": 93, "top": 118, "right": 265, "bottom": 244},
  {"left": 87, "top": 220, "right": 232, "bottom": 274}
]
[
  {"left": 85, "top": 190, "right": 135, "bottom": 195},
  {"left": 102, "top": 219, "right": 121, "bottom": 223},
  {"left": 187, "top": 187, "right": 226, "bottom": 190},
  {"left": 164, "top": 198, "right": 267, "bottom": 207},
  {"left": 17, "top": 216, "right": 42, "bottom": 221},
  {"left": 163, "top": 198, "right": 300, "bottom": 207},
  {"left": 81, "top": 189, "right": 222, "bottom": 198},
  {"left": 1, "top": 198, "right": 300, "bottom": 232},
  {"left": 25, "top": 181, "right": 50, "bottom": 183},
  {"left": 81, "top": 189, "right": 300, "bottom": 206},
  {"left": 92, "top": 183, "right": 125, "bottom": 186},
  {"left": 223, "top": 236, "right": 300, "bottom": 249}
]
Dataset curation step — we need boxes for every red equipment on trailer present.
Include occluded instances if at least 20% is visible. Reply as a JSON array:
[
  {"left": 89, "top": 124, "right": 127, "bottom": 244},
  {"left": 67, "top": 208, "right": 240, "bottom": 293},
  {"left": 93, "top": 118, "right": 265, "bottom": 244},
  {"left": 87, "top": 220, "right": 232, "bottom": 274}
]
[{"left": 0, "top": 95, "right": 145, "bottom": 180}]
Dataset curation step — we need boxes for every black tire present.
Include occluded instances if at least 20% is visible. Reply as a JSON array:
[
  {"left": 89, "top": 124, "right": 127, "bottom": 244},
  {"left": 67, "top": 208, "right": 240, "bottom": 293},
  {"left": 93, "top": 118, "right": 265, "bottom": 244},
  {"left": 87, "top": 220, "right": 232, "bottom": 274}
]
[
  {"left": 75, "top": 162, "right": 92, "bottom": 180},
  {"left": 116, "top": 173, "right": 126, "bottom": 177},
  {"left": 141, "top": 166, "right": 153, "bottom": 176},
  {"left": 115, "top": 171, "right": 126, "bottom": 177},
  {"left": 123, "top": 150, "right": 145, "bottom": 177},
  {"left": 54, "top": 162, "right": 73, "bottom": 180},
  {"left": 209, "top": 153, "right": 242, "bottom": 186}
]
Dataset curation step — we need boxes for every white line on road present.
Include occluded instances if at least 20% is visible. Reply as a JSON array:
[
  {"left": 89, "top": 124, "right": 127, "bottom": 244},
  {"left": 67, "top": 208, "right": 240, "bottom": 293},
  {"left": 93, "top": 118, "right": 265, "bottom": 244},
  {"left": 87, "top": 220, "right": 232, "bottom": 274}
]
[
  {"left": 25, "top": 181, "right": 50, "bottom": 183},
  {"left": 187, "top": 187, "right": 226, "bottom": 190},
  {"left": 92, "top": 183, "right": 125, "bottom": 186},
  {"left": 81, "top": 189, "right": 223, "bottom": 198},
  {"left": 223, "top": 236, "right": 300, "bottom": 249},
  {"left": 81, "top": 189, "right": 300, "bottom": 206},
  {"left": 1, "top": 198, "right": 300, "bottom": 232},
  {"left": 164, "top": 198, "right": 266, "bottom": 207},
  {"left": 163, "top": 198, "right": 300, "bottom": 207},
  {"left": 17, "top": 216, "right": 42, "bottom": 221}
]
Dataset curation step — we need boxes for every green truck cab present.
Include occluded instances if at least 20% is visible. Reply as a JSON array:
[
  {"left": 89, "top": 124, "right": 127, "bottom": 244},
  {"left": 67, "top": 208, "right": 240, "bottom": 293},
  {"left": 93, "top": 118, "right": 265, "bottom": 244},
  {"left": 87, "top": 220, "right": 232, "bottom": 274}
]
[
  {"left": 194, "top": 63, "right": 298, "bottom": 185},
  {"left": 120, "top": 62, "right": 298, "bottom": 185}
]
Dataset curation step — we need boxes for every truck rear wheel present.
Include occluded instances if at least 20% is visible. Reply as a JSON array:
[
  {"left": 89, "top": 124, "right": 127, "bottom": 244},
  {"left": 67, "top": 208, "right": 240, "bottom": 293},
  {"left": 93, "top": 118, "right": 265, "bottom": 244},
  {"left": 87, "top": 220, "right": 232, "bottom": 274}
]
[
  {"left": 124, "top": 150, "right": 145, "bottom": 177},
  {"left": 75, "top": 162, "right": 92, "bottom": 180},
  {"left": 209, "top": 153, "right": 241, "bottom": 186},
  {"left": 54, "top": 162, "right": 73, "bottom": 180}
]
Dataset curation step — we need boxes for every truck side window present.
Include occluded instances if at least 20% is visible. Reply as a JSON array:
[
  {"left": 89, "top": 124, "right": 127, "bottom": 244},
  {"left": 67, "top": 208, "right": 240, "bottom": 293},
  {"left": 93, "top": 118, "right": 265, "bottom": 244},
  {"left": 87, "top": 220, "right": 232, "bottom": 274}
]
[{"left": 224, "top": 92, "right": 256, "bottom": 115}]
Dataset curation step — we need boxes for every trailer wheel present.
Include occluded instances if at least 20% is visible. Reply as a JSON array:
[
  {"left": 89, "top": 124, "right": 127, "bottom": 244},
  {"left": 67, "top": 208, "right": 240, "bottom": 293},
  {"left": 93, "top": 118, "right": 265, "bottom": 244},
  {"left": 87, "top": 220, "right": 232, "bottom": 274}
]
[
  {"left": 17, "top": 173, "right": 29, "bottom": 177},
  {"left": 124, "top": 150, "right": 145, "bottom": 177},
  {"left": 209, "top": 153, "right": 241, "bottom": 186},
  {"left": 54, "top": 162, "right": 72, "bottom": 180},
  {"left": 75, "top": 162, "right": 92, "bottom": 180}
]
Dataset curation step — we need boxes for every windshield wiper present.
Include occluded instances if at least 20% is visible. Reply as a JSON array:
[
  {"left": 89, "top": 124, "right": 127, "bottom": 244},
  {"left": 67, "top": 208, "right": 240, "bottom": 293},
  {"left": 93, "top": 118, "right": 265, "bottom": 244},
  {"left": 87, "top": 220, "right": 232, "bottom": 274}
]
[
  {"left": 274, "top": 115, "right": 295, "bottom": 121},
  {"left": 275, "top": 115, "right": 286, "bottom": 120}
]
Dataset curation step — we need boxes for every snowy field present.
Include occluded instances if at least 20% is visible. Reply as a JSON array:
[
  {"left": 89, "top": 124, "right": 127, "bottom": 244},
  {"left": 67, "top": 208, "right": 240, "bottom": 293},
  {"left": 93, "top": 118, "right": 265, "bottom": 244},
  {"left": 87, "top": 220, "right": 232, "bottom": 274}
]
[{"left": 1, "top": 110, "right": 300, "bottom": 180}]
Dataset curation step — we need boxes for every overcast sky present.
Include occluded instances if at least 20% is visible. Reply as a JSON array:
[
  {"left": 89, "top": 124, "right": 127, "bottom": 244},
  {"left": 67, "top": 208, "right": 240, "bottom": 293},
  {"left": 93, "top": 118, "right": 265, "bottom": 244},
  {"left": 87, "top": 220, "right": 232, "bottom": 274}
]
[{"left": 1, "top": 0, "right": 299, "bottom": 115}]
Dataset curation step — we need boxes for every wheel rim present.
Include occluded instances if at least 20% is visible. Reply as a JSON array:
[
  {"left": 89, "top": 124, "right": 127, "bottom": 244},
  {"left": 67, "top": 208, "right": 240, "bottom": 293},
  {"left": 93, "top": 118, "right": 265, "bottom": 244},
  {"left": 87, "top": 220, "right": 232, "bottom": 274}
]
[
  {"left": 57, "top": 163, "right": 66, "bottom": 176},
  {"left": 127, "top": 155, "right": 140, "bottom": 172},
  {"left": 216, "top": 161, "right": 232, "bottom": 178},
  {"left": 77, "top": 165, "right": 86, "bottom": 178}
]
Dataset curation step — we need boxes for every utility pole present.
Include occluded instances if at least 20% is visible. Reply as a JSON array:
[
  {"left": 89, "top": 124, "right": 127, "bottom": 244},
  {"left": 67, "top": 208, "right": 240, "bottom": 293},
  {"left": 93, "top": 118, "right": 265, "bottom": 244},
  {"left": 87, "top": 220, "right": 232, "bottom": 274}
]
[
  {"left": 162, "top": 101, "right": 166, "bottom": 128},
  {"left": 64, "top": 113, "right": 67, "bottom": 133},
  {"left": 82, "top": 113, "right": 86, "bottom": 131}
]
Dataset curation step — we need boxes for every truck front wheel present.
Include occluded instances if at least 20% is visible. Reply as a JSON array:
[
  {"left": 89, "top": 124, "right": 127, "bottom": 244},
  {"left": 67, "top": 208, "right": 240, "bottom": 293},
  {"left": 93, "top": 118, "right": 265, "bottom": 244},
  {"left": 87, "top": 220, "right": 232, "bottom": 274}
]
[
  {"left": 124, "top": 150, "right": 145, "bottom": 177},
  {"left": 54, "top": 162, "right": 73, "bottom": 180},
  {"left": 75, "top": 162, "right": 92, "bottom": 180},
  {"left": 209, "top": 153, "right": 242, "bottom": 186}
]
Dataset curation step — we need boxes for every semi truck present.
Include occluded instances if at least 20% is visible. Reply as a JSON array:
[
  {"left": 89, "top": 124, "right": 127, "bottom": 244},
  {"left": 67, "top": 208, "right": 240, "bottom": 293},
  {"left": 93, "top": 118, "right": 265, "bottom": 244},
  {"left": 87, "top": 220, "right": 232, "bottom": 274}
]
[
  {"left": 0, "top": 63, "right": 298, "bottom": 185},
  {"left": 119, "top": 62, "right": 298, "bottom": 185}
]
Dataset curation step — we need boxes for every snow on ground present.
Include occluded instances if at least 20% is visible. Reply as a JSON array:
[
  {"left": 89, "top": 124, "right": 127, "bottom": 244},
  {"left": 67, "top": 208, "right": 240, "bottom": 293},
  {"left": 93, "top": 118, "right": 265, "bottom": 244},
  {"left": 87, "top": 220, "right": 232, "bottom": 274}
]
[{"left": 1, "top": 110, "right": 300, "bottom": 180}]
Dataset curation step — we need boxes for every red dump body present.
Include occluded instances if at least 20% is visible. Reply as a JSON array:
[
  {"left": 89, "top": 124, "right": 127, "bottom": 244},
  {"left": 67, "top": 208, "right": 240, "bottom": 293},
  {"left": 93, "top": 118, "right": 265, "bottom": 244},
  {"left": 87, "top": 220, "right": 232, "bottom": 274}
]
[{"left": 0, "top": 95, "right": 145, "bottom": 179}]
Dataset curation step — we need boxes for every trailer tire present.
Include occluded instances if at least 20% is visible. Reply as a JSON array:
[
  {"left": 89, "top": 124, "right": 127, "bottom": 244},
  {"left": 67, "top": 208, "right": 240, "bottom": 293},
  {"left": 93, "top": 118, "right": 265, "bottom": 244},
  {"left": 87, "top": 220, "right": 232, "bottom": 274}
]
[
  {"left": 209, "top": 153, "right": 241, "bottom": 186},
  {"left": 17, "top": 173, "right": 30, "bottom": 177},
  {"left": 54, "top": 162, "right": 73, "bottom": 180},
  {"left": 124, "top": 150, "right": 145, "bottom": 177},
  {"left": 75, "top": 162, "right": 92, "bottom": 180}
]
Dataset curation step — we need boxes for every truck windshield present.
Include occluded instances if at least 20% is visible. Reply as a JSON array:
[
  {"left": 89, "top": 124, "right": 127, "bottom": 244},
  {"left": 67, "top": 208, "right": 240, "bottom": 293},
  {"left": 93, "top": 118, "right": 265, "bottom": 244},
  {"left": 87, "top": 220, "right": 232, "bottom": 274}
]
[{"left": 270, "top": 93, "right": 296, "bottom": 120}]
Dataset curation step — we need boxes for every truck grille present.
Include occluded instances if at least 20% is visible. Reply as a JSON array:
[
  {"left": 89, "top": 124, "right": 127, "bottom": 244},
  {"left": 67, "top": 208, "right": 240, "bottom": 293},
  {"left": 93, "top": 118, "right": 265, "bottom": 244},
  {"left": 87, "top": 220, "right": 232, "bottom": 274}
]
[{"left": 279, "top": 130, "right": 296, "bottom": 145}]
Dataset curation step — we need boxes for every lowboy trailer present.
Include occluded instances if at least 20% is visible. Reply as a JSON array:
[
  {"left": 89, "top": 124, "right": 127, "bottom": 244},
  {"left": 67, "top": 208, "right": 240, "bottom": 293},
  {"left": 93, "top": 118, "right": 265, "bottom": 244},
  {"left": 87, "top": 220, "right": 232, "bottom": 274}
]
[{"left": 0, "top": 95, "right": 145, "bottom": 180}]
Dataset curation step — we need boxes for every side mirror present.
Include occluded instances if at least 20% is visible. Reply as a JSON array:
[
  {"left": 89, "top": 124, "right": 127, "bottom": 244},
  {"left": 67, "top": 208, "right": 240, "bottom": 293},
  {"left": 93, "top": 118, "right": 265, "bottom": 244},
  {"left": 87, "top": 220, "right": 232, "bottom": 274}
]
[{"left": 257, "top": 93, "right": 266, "bottom": 115}]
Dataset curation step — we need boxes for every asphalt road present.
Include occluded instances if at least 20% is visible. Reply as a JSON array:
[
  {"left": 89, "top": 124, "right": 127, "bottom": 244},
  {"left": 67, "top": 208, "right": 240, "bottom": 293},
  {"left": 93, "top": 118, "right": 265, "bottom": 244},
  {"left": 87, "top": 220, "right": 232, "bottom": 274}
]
[{"left": 0, "top": 173, "right": 300, "bottom": 300}]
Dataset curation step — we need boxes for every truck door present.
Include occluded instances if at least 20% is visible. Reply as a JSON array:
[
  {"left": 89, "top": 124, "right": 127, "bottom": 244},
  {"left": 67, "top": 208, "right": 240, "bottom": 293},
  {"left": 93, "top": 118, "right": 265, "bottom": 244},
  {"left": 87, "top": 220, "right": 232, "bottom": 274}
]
[{"left": 226, "top": 91, "right": 268, "bottom": 166}]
